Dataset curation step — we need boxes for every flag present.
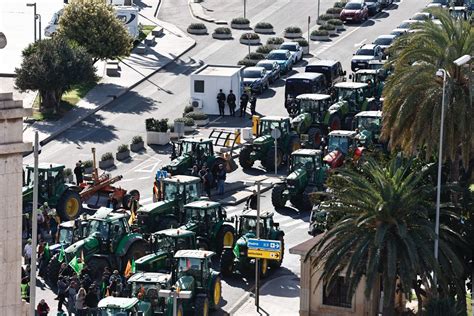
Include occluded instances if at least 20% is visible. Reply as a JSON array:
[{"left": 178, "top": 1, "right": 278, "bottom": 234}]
[
  {"left": 131, "top": 258, "right": 136, "bottom": 274},
  {"left": 58, "top": 245, "right": 65, "bottom": 263},
  {"left": 68, "top": 255, "right": 84, "bottom": 275},
  {"left": 44, "top": 243, "right": 51, "bottom": 262},
  {"left": 124, "top": 260, "right": 132, "bottom": 278},
  {"left": 128, "top": 209, "right": 136, "bottom": 226},
  {"left": 233, "top": 244, "right": 240, "bottom": 259}
]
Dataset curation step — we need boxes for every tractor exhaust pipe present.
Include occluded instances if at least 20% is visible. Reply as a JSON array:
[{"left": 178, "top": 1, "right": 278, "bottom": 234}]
[{"left": 92, "top": 147, "right": 98, "bottom": 181}]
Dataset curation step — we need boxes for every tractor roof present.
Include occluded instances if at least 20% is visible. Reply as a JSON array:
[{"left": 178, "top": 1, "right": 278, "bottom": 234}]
[
  {"left": 26, "top": 163, "right": 65, "bottom": 171},
  {"left": 241, "top": 209, "right": 274, "bottom": 219},
  {"left": 355, "top": 110, "right": 382, "bottom": 118},
  {"left": 174, "top": 249, "right": 215, "bottom": 259},
  {"left": 98, "top": 296, "right": 139, "bottom": 309},
  {"left": 355, "top": 69, "right": 379, "bottom": 74},
  {"left": 181, "top": 138, "right": 213, "bottom": 144},
  {"left": 89, "top": 208, "right": 126, "bottom": 221},
  {"left": 328, "top": 130, "right": 357, "bottom": 137},
  {"left": 334, "top": 82, "right": 368, "bottom": 89},
  {"left": 58, "top": 220, "right": 76, "bottom": 228},
  {"left": 184, "top": 200, "right": 220, "bottom": 209},
  {"left": 292, "top": 149, "right": 323, "bottom": 157},
  {"left": 296, "top": 93, "right": 331, "bottom": 101},
  {"left": 153, "top": 228, "right": 195, "bottom": 238},
  {"left": 260, "top": 116, "right": 289, "bottom": 122},
  {"left": 163, "top": 175, "right": 201, "bottom": 184},
  {"left": 306, "top": 59, "right": 339, "bottom": 67},
  {"left": 127, "top": 272, "right": 171, "bottom": 284}
]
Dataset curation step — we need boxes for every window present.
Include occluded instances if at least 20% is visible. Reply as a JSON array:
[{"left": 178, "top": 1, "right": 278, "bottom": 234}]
[
  {"left": 194, "top": 80, "right": 205, "bottom": 93},
  {"left": 323, "top": 276, "right": 352, "bottom": 308}
]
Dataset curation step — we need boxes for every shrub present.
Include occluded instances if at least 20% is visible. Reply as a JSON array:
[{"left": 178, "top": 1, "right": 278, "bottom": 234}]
[
  {"left": 294, "top": 38, "right": 309, "bottom": 47},
  {"left": 214, "top": 27, "right": 231, "bottom": 34},
  {"left": 328, "top": 19, "right": 343, "bottom": 26},
  {"left": 319, "top": 14, "right": 334, "bottom": 21},
  {"left": 266, "top": 37, "right": 284, "bottom": 45},
  {"left": 64, "top": 168, "right": 72, "bottom": 177},
  {"left": 185, "top": 111, "right": 208, "bottom": 120},
  {"left": 311, "top": 29, "right": 329, "bottom": 36},
  {"left": 245, "top": 52, "right": 265, "bottom": 60},
  {"left": 132, "top": 135, "right": 143, "bottom": 144},
  {"left": 319, "top": 24, "right": 336, "bottom": 31},
  {"left": 183, "top": 105, "right": 194, "bottom": 114},
  {"left": 146, "top": 118, "right": 169, "bottom": 132},
  {"left": 117, "top": 144, "right": 129, "bottom": 153},
  {"left": 101, "top": 152, "right": 114, "bottom": 161},
  {"left": 285, "top": 26, "right": 302, "bottom": 33},
  {"left": 237, "top": 59, "right": 258, "bottom": 67},
  {"left": 256, "top": 45, "right": 273, "bottom": 54},
  {"left": 231, "top": 17, "right": 250, "bottom": 24},
  {"left": 83, "top": 160, "right": 93, "bottom": 168},
  {"left": 188, "top": 23, "right": 206, "bottom": 29},
  {"left": 334, "top": 2, "right": 346, "bottom": 8},
  {"left": 175, "top": 117, "right": 195, "bottom": 127},
  {"left": 327, "top": 7, "right": 342, "bottom": 14},
  {"left": 255, "top": 22, "right": 273, "bottom": 29},
  {"left": 240, "top": 32, "right": 260, "bottom": 40}
]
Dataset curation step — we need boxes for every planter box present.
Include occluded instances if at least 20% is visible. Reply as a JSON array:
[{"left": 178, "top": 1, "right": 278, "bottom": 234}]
[
  {"left": 146, "top": 131, "right": 171, "bottom": 145},
  {"left": 116, "top": 150, "right": 130, "bottom": 161},
  {"left": 327, "top": 29, "right": 337, "bottom": 36},
  {"left": 318, "top": 20, "right": 329, "bottom": 26},
  {"left": 195, "top": 118, "right": 209, "bottom": 127},
  {"left": 169, "top": 132, "right": 179, "bottom": 139},
  {"left": 284, "top": 31, "right": 302, "bottom": 39},
  {"left": 84, "top": 167, "right": 93, "bottom": 175},
  {"left": 64, "top": 175, "right": 74, "bottom": 183},
  {"left": 267, "top": 43, "right": 281, "bottom": 49},
  {"left": 335, "top": 25, "right": 345, "bottom": 32},
  {"left": 240, "top": 38, "right": 261, "bottom": 45},
  {"left": 212, "top": 33, "right": 232, "bottom": 40},
  {"left": 231, "top": 22, "right": 250, "bottom": 30},
  {"left": 187, "top": 28, "right": 207, "bottom": 35},
  {"left": 99, "top": 159, "right": 114, "bottom": 170},
  {"left": 184, "top": 125, "right": 197, "bottom": 133},
  {"left": 311, "top": 34, "right": 330, "bottom": 41},
  {"left": 254, "top": 27, "right": 273, "bottom": 34},
  {"left": 130, "top": 141, "right": 144, "bottom": 152},
  {"left": 301, "top": 46, "right": 309, "bottom": 54}
]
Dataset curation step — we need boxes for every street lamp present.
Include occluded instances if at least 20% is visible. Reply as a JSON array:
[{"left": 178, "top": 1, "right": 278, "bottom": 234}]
[
  {"left": 26, "top": 3, "right": 37, "bottom": 42},
  {"left": 36, "top": 14, "right": 42, "bottom": 41}
]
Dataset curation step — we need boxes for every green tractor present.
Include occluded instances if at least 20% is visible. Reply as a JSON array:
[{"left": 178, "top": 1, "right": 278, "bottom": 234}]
[
  {"left": 128, "top": 272, "right": 173, "bottom": 315},
  {"left": 349, "top": 69, "right": 384, "bottom": 99},
  {"left": 164, "top": 250, "right": 222, "bottom": 316},
  {"left": 138, "top": 175, "right": 202, "bottom": 234},
  {"left": 135, "top": 228, "right": 197, "bottom": 273},
  {"left": 272, "top": 149, "right": 329, "bottom": 212},
  {"left": 179, "top": 200, "right": 235, "bottom": 254},
  {"left": 23, "top": 163, "right": 82, "bottom": 221},
  {"left": 239, "top": 116, "right": 301, "bottom": 170},
  {"left": 353, "top": 110, "right": 383, "bottom": 147},
  {"left": 48, "top": 207, "right": 148, "bottom": 281},
  {"left": 164, "top": 138, "right": 237, "bottom": 176},
  {"left": 220, "top": 209, "right": 285, "bottom": 279},
  {"left": 98, "top": 296, "right": 152, "bottom": 316}
]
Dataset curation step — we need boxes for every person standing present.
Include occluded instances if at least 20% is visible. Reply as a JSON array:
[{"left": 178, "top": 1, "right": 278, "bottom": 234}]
[
  {"left": 20, "top": 277, "right": 30, "bottom": 302},
  {"left": 57, "top": 276, "right": 68, "bottom": 312},
  {"left": 240, "top": 91, "right": 249, "bottom": 117},
  {"left": 203, "top": 168, "right": 212, "bottom": 198},
  {"left": 23, "top": 238, "right": 32, "bottom": 265},
  {"left": 191, "top": 165, "right": 199, "bottom": 177},
  {"left": 85, "top": 285, "right": 99, "bottom": 316},
  {"left": 67, "top": 281, "right": 77, "bottom": 316},
  {"left": 37, "top": 299, "right": 50, "bottom": 316},
  {"left": 227, "top": 90, "right": 236, "bottom": 116},
  {"left": 74, "top": 162, "right": 84, "bottom": 184},
  {"left": 250, "top": 93, "right": 257, "bottom": 117},
  {"left": 216, "top": 164, "right": 226, "bottom": 195},
  {"left": 75, "top": 287, "right": 87, "bottom": 316},
  {"left": 217, "top": 89, "right": 226, "bottom": 116}
]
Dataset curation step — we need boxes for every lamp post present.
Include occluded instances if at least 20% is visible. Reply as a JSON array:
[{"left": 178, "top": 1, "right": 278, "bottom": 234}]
[
  {"left": 317, "top": 0, "right": 321, "bottom": 24},
  {"left": 26, "top": 3, "right": 37, "bottom": 42},
  {"left": 244, "top": 0, "right": 247, "bottom": 19},
  {"left": 36, "top": 14, "right": 42, "bottom": 41}
]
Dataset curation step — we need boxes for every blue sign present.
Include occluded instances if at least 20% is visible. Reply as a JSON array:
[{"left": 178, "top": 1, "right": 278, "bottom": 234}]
[
  {"left": 155, "top": 170, "right": 168, "bottom": 179},
  {"left": 248, "top": 238, "right": 281, "bottom": 251}
]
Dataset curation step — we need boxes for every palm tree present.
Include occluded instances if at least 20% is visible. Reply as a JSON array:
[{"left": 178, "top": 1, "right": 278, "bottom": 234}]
[
  {"left": 382, "top": 8, "right": 473, "bottom": 181},
  {"left": 306, "top": 157, "right": 464, "bottom": 316}
]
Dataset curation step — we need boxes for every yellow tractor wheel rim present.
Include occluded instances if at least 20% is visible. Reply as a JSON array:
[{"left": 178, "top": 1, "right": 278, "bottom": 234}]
[
  {"left": 177, "top": 306, "right": 183, "bottom": 316},
  {"left": 213, "top": 279, "right": 221, "bottom": 306},
  {"left": 223, "top": 231, "right": 234, "bottom": 247},
  {"left": 204, "top": 299, "right": 209, "bottom": 316},
  {"left": 261, "top": 259, "right": 268, "bottom": 274},
  {"left": 65, "top": 197, "right": 79, "bottom": 218}
]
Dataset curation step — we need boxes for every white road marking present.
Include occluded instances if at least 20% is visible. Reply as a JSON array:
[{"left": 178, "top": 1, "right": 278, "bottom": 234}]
[
  {"left": 354, "top": 39, "right": 366, "bottom": 47},
  {"left": 281, "top": 220, "right": 307, "bottom": 229}
]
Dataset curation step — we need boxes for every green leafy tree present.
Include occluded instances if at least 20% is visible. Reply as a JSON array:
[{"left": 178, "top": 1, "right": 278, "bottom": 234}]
[
  {"left": 15, "top": 37, "right": 96, "bottom": 113},
  {"left": 58, "top": 0, "right": 132, "bottom": 62},
  {"left": 306, "top": 157, "right": 465, "bottom": 316},
  {"left": 382, "top": 9, "right": 473, "bottom": 181}
]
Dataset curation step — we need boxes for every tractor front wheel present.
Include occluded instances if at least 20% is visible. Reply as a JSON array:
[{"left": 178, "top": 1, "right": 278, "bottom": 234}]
[
  {"left": 210, "top": 275, "right": 222, "bottom": 309},
  {"left": 271, "top": 184, "right": 287, "bottom": 209},
  {"left": 46, "top": 253, "right": 61, "bottom": 284},
  {"left": 259, "top": 258, "right": 269, "bottom": 279},
  {"left": 262, "top": 147, "right": 283, "bottom": 171},
  {"left": 329, "top": 114, "right": 342, "bottom": 131},
  {"left": 217, "top": 225, "right": 235, "bottom": 255},
  {"left": 220, "top": 248, "right": 234, "bottom": 277},
  {"left": 56, "top": 189, "right": 82, "bottom": 221},
  {"left": 195, "top": 294, "right": 210, "bottom": 316},
  {"left": 124, "top": 241, "right": 148, "bottom": 269},
  {"left": 308, "top": 127, "right": 323, "bottom": 148},
  {"left": 292, "top": 193, "right": 312, "bottom": 212},
  {"left": 239, "top": 147, "right": 254, "bottom": 170}
]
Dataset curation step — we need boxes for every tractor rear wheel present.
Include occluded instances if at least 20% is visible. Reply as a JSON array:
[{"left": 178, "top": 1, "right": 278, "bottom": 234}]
[
  {"left": 259, "top": 258, "right": 269, "bottom": 279},
  {"left": 220, "top": 248, "right": 234, "bottom": 277},
  {"left": 239, "top": 147, "right": 254, "bottom": 170},
  {"left": 308, "top": 127, "right": 323, "bottom": 148},
  {"left": 210, "top": 275, "right": 222, "bottom": 309},
  {"left": 194, "top": 294, "right": 210, "bottom": 316},
  {"left": 262, "top": 147, "right": 283, "bottom": 171},
  {"left": 216, "top": 225, "right": 235, "bottom": 255},
  {"left": 124, "top": 241, "right": 148, "bottom": 269},
  {"left": 292, "top": 193, "right": 312, "bottom": 212},
  {"left": 329, "top": 114, "right": 342, "bottom": 131},
  {"left": 270, "top": 235, "right": 284, "bottom": 269},
  {"left": 46, "top": 253, "right": 61, "bottom": 284},
  {"left": 271, "top": 184, "right": 286, "bottom": 209},
  {"left": 56, "top": 189, "right": 82, "bottom": 221},
  {"left": 88, "top": 257, "right": 110, "bottom": 281}
]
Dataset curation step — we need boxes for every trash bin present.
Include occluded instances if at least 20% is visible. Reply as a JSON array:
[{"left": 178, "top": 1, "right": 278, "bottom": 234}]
[{"left": 174, "top": 121, "right": 185, "bottom": 137}]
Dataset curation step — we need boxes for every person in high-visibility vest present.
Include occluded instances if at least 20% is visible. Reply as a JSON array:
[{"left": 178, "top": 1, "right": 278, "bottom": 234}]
[{"left": 20, "top": 277, "right": 30, "bottom": 302}]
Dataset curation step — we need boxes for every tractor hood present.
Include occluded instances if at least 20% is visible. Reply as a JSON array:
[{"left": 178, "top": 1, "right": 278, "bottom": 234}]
[
  {"left": 286, "top": 168, "right": 308, "bottom": 191},
  {"left": 328, "top": 100, "right": 348, "bottom": 115},
  {"left": 179, "top": 222, "right": 197, "bottom": 232},
  {"left": 137, "top": 200, "right": 177, "bottom": 216},
  {"left": 323, "top": 150, "right": 344, "bottom": 169},
  {"left": 135, "top": 252, "right": 169, "bottom": 272},
  {"left": 253, "top": 134, "right": 273, "bottom": 145},
  {"left": 290, "top": 113, "right": 312, "bottom": 134},
  {"left": 65, "top": 235, "right": 99, "bottom": 257},
  {"left": 163, "top": 155, "right": 192, "bottom": 175}
]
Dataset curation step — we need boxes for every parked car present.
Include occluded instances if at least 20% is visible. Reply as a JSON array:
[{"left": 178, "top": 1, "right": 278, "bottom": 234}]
[
  {"left": 379, "top": 0, "right": 393, "bottom": 7},
  {"left": 305, "top": 60, "right": 346, "bottom": 87},
  {"left": 410, "top": 12, "right": 433, "bottom": 21},
  {"left": 390, "top": 28, "right": 408, "bottom": 37},
  {"left": 351, "top": 44, "right": 383, "bottom": 71},
  {"left": 242, "top": 66, "right": 271, "bottom": 94},
  {"left": 279, "top": 42, "right": 304, "bottom": 63},
  {"left": 256, "top": 60, "right": 281, "bottom": 83},
  {"left": 340, "top": 0, "right": 369, "bottom": 23},
  {"left": 372, "top": 34, "right": 396, "bottom": 57},
  {"left": 265, "top": 49, "right": 294, "bottom": 74},
  {"left": 396, "top": 20, "right": 419, "bottom": 31},
  {"left": 366, "top": 0, "right": 382, "bottom": 15},
  {"left": 426, "top": 0, "right": 448, "bottom": 7},
  {"left": 284, "top": 73, "right": 328, "bottom": 99}
]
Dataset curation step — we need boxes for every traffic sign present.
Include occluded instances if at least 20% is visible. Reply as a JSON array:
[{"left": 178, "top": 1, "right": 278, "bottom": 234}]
[
  {"left": 155, "top": 169, "right": 168, "bottom": 179},
  {"left": 271, "top": 128, "right": 281, "bottom": 139},
  {"left": 248, "top": 249, "right": 281, "bottom": 260},
  {"left": 248, "top": 238, "right": 281, "bottom": 251}
]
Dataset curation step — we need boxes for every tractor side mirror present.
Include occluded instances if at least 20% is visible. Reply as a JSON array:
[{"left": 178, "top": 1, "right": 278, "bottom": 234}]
[
  {"left": 348, "top": 74, "right": 353, "bottom": 80},
  {"left": 352, "top": 120, "right": 357, "bottom": 130},
  {"left": 274, "top": 222, "right": 280, "bottom": 229},
  {"left": 343, "top": 70, "right": 346, "bottom": 75}
]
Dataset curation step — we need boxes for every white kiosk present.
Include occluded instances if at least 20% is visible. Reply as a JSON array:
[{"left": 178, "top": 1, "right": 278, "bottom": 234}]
[{"left": 189, "top": 64, "right": 243, "bottom": 115}]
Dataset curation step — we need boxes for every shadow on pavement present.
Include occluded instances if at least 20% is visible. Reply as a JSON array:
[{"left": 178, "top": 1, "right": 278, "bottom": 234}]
[
  {"left": 361, "top": 20, "right": 376, "bottom": 27},
  {"left": 101, "top": 90, "right": 158, "bottom": 115},
  {"left": 56, "top": 113, "right": 119, "bottom": 144}
]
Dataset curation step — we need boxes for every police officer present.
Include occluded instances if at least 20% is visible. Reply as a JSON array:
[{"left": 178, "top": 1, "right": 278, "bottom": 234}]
[
  {"left": 240, "top": 91, "right": 249, "bottom": 117},
  {"left": 249, "top": 93, "right": 257, "bottom": 117},
  {"left": 227, "top": 90, "right": 236, "bottom": 116},
  {"left": 217, "top": 89, "right": 226, "bottom": 116}
]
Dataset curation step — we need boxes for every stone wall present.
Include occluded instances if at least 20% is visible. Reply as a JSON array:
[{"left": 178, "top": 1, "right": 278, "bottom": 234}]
[{"left": 0, "top": 92, "right": 32, "bottom": 315}]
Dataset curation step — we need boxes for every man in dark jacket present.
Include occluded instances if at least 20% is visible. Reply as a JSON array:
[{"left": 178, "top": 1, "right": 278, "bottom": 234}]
[
  {"left": 250, "top": 94, "right": 257, "bottom": 117},
  {"left": 217, "top": 89, "right": 226, "bottom": 116},
  {"left": 73, "top": 161, "right": 84, "bottom": 184},
  {"left": 240, "top": 91, "right": 249, "bottom": 117},
  {"left": 85, "top": 285, "right": 99, "bottom": 315},
  {"left": 227, "top": 90, "right": 236, "bottom": 116}
]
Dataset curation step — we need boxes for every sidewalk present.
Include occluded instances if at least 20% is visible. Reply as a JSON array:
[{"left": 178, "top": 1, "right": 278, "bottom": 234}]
[
  {"left": 22, "top": 0, "right": 196, "bottom": 146},
  {"left": 232, "top": 274, "right": 301, "bottom": 315}
]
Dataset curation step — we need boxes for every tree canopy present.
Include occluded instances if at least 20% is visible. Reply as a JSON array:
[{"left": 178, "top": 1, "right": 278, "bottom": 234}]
[
  {"left": 58, "top": 0, "right": 132, "bottom": 62},
  {"left": 15, "top": 37, "right": 96, "bottom": 113}
]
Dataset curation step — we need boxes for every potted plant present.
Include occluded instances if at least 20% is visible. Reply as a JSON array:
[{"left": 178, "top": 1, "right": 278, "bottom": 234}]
[
  {"left": 240, "top": 32, "right": 261, "bottom": 45},
  {"left": 294, "top": 38, "right": 309, "bottom": 54},
  {"left": 311, "top": 29, "right": 329, "bottom": 41},
  {"left": 146, "top": 118, "right": 171, "bottom": 145},
  {"left": 256, "top": 44, "right": 273, "bottom": 55},
  {"left": 168, "top": 123, "right": 179, "bottom": 139},
  {"left": 185, "top": 111, "right": 209, "bottom": 126},
  {"left": 212, "top": 27, "right": 232, "bottom": 39},
  {"left": 245, "top": 52, "right": 265, "bottom": 61},
  {"left": 254, "top": 22, "right": 273, "bottom": 34},
  {"left": 116, "top": 144, "right": 130, "bottom": 161},
  {"left": 318, "top": 14, "right": 334, "bottom": 25},
  {"left": 99, "top": 152, "right": 114, "bottom": 169},
  {"left": 266, "top": 37, "right": 284, "bottom": 49},
  {"left": 175, "top": 117, "right": 196, "bottom": 133},
  {"left": 183, "top": 105, "right": 194, "bottom": 116},
  {"left": 237, "top": 59, "right": 258, "bottom": 67},
  {"left": 63, "top": 168, "right": 73, "bottom": 183},
  {"left": 320, "top": 24, "right": 337, "bottom": 36},
  {"left": 328, "top": 18, "right": 344, "bottom": 31},
  {"left": 231, "top": 17, "right": 250, "bottom": 29},
  {"left": 187, "top": 22, "right": 208, "bottom": 35},
  {"left": 130, "top": 135, "right": 144, "bottom": 152},
  {"left": 284, "top": 26, "right": 302, "bottom": 39},
  {"left": 83, "top": 160, "right": 93, "bottom": 175},
  {"left": 326, "top": 7, "right": 343, "bottom": 15},
  {"left": 334, "top": 2, "right": 346, "bottom": 8}
]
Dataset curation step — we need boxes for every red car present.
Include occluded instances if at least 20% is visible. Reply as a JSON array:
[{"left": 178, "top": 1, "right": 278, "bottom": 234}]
[{"left": 340, "top": 0, "right": 369, "bottom": 23}]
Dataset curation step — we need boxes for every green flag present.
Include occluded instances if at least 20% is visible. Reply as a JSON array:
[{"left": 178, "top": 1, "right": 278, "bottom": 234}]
[
  {"left": 58, "top": 245, "right": 65, "bottom": 263},
  {"left": 44, "top": 243, "right": 51, "bottom": 262},
  {"left": 131, "top": 258, "right": 136, "bottom": 274},
  {"left": 68, "top": 256, "right": 84, "bottom": 275},
  {"left": 233, "top": 244, "right": 240, "bottom": 259}
]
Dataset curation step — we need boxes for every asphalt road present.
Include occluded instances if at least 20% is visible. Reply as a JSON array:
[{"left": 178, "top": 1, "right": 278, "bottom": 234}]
[{"left": 28, "top": 0, "right": 431, "bottom": 313}]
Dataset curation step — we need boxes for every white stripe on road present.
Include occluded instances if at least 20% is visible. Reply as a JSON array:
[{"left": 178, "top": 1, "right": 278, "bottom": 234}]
[{"left": 354, "top": 38, "right": 366, "bottom": 47}]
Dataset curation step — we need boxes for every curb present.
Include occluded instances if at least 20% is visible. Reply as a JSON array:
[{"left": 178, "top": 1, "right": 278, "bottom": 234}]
[{"left": 188, "top": 0, "right": 227, "bottom": 24}]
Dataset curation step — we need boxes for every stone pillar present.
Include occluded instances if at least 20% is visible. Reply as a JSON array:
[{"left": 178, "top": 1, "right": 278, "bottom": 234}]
[{"left": 0, "top": 92, "right": 32, "bottom": 315}]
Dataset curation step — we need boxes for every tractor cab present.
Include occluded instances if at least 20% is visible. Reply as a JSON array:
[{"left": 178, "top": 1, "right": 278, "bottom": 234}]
[
  {"left": 97, "top": 296, "right": 151, "bottom": 316},
  {"left": 58, "top": 220, "right": 87, "bottom": 246},
  {"left": 289, "top": 149, "right": 326, "bottom": 185},
  {"left": 324, "top": 130, "right": 359, "bottom": 169},
  {"left": 87, "top": 210, "right": 133, "bottom": 253},
  {"left": 175, "top": 250, "right": 215, "bottom": 288},
  {"left": 333, "top": 82, "right": 370, "bottom": 111},
  {"left": 237, "top": 209, "right": 278, "bottom": 238},
  {"left": 350, "top": 69, "right": 384, "bottom": 99},
  {"left": 449, "top": 6, "right": 469, "bottom": 20},
  {"left": 354, "top": 111, "right": 382, "bottom": 145},
  {"left": 367, "top": 60, "right": 391, "bottom": 80},
  {"left": 128, "top": 272, "right": 172, "bottom": 314},
  {"left": 258, "top": 116, "right": 291, "bottom": 137},
  {"left": 287, "top": 93, "right": 332, "bottom": 118},
  {"left": 23, "top": 163, "right": 66, "bottom": 208},
  {"left": 153, "top": 175, "right": 202, "bottom": 203},
  {"left": 167, "top": 139, "right": 215, "bottom": 175}
]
